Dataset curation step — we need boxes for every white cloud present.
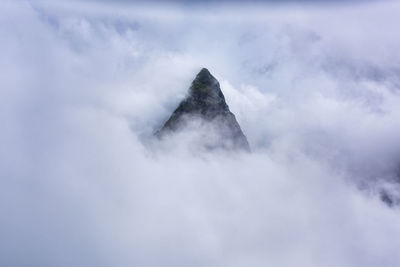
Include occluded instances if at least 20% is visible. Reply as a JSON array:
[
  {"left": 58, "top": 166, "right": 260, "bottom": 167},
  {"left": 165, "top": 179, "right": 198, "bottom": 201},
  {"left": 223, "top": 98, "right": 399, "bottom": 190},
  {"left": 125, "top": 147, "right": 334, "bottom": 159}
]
[{"left": 1, "top": 0, "right": 400, "bottom": 266}]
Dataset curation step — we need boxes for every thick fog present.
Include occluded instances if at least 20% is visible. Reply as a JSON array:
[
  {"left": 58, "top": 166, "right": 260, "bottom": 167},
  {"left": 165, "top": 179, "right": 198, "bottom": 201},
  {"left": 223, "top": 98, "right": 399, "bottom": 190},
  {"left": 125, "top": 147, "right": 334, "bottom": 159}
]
[{"left": 1, "top": 0, "right": 400, "bottom": 266}]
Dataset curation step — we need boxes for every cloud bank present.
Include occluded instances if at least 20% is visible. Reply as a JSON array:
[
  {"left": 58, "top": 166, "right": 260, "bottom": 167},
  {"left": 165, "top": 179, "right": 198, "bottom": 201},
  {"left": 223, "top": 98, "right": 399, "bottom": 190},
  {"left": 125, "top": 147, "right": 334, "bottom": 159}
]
[{"left": 1, "top": 0, "right": 400, "bottom": 266}]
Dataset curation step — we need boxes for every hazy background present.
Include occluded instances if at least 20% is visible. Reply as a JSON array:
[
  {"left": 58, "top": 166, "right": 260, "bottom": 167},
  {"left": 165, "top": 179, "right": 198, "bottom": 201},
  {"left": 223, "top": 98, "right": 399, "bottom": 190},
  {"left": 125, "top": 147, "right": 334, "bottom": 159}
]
[{"left": 1, "top": 0, "right": 400, "bottom": 266}]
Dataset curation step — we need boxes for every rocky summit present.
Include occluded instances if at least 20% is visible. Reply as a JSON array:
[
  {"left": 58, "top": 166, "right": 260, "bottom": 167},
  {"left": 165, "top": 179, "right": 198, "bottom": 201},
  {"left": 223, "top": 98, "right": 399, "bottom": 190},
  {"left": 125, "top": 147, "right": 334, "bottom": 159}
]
[{"left": 156, "top": 68, "right": 250, "bottom": 151}]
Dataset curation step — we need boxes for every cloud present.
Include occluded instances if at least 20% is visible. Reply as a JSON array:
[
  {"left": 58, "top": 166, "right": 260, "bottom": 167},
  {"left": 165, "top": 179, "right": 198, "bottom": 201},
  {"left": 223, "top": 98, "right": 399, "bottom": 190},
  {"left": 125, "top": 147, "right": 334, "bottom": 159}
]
[{"left": 1, "top": 0, "right": 400, "bottom": 266}]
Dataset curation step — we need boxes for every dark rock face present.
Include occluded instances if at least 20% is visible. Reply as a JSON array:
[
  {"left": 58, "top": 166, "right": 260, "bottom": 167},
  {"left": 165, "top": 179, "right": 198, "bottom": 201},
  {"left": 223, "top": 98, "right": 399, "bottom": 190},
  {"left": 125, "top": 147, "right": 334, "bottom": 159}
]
[{"left": 157, "top": 68, "right": 250, "bottom": 151}]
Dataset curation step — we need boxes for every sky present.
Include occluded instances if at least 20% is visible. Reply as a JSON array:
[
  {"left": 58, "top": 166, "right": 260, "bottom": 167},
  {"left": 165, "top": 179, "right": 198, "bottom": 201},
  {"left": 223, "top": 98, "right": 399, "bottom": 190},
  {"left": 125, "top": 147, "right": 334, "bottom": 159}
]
[{"left": 1, "top": 0, "right": 400, "bottom": 266}]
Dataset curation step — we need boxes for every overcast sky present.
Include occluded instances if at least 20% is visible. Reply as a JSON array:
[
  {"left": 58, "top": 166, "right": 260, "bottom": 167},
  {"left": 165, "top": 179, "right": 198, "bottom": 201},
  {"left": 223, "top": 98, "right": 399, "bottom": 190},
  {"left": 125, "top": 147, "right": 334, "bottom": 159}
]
[
  {"left": 85, "top": 0, "right": 381, "bottom": 4},
  {"left": 1, "top": 0, "right": 400, "bottom": 266}
]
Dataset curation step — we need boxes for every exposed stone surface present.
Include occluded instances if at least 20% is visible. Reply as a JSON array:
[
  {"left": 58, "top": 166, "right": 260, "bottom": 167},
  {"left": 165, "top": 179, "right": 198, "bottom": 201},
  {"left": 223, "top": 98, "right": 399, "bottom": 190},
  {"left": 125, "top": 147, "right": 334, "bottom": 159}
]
[{"left": 156, "top": 68, "right": 250, "bottom": 151}]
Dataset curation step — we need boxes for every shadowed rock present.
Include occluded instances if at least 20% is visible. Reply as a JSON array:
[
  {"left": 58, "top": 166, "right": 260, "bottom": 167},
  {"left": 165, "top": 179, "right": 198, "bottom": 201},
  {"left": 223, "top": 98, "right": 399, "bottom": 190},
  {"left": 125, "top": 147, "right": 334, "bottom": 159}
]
[{"left": 156, "top": 68, "right": 250, "bottom": 151}]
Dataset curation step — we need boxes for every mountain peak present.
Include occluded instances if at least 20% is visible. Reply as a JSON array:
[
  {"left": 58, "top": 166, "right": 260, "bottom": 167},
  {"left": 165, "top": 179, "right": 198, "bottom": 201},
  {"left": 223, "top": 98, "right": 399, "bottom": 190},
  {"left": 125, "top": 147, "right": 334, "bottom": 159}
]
[
  {"left": 198, "top": 67, "right": 211, "bottom": 77},
  {"left": 193, "top": 68, "right": 214, "bottom": 85},
  {"left": 189, "top": 68, "right": 226, "bottom": 109},
  {"left": 156, "top": 68, "right": 250, "bottom": 151}
]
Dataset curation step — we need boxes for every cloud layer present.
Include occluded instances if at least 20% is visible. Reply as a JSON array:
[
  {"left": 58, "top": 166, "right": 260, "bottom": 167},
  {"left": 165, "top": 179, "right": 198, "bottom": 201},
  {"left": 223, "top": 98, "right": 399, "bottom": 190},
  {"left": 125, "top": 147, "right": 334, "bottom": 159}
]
[{"left": 1, "top": 0, "right": 400, "bottom": 266}]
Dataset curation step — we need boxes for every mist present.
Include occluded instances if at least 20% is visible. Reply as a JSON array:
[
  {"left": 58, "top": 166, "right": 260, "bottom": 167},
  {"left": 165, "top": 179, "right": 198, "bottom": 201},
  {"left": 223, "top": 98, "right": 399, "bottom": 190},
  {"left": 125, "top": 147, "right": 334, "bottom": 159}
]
[{"left": 1, "top": 0, "right": 400, "bottom": 266}]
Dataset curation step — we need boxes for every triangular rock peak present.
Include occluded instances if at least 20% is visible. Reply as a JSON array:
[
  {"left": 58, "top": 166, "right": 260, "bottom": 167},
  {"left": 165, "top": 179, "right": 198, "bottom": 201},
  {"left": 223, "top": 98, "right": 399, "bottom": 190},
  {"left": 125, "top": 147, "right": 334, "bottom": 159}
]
[{"left": 156, "top": 68, "right": 250, "bottom": 151}]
